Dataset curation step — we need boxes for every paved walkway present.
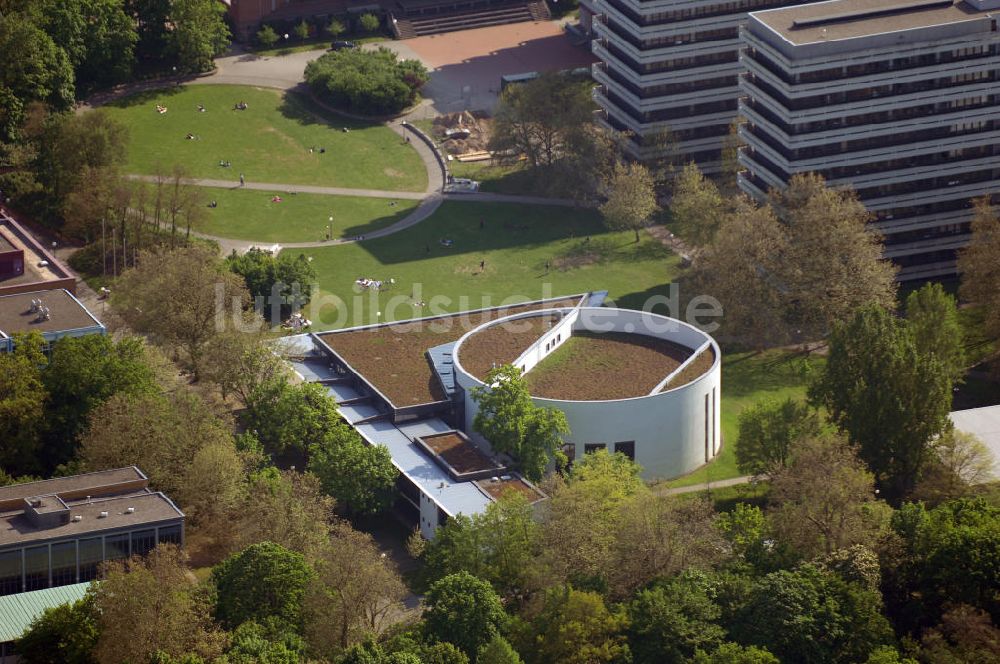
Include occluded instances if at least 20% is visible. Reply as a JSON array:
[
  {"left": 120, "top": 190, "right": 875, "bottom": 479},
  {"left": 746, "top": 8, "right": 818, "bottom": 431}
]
[
  {"left": 126, "top": 174, "right": 428, "bottom": 200},
  {"left": 654, "top": 475, "right": 756, "bottom": 496}
]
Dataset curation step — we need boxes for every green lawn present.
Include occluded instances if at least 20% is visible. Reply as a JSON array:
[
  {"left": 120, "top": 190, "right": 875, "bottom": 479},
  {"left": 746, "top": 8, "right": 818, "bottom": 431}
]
[
  {"left": 103, "top": 85, "right": 426, "bottom": 191},
  {"left": 291, "top": 201, "right": 679, "bottom": 330},
  {"left": 196, "top": 187, "right": 419, "bottom": 243},
  {"left": 662, "top": 350, "right": 826, "bottom": 488}
]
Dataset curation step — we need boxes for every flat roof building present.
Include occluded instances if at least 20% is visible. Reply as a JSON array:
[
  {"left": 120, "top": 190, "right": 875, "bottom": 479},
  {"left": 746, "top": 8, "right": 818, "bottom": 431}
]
[
  {"left": 0, "top": 468, "right": 184, "bottom": 596},
  {"left": 0, "top": 289, "right": 105, "bottom": 352},
  {"left": 738, "top": 0, "right": 1000, "bottom": 279},
  {"left": 285, "top": 292, "right": 722, "bottom": 537},
  {"left": 0, "top": 209, "right": 78, "bottom": 297}
]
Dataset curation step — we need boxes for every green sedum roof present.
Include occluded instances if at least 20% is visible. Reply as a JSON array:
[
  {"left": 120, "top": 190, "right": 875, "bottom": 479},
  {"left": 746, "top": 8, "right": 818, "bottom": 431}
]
[{"left": 0, "top": 583, "right": 90, "bottom": 642}]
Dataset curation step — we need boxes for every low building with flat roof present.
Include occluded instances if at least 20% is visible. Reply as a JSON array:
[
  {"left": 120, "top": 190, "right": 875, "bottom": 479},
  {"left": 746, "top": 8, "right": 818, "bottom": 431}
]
[
  {"left": 738, "top": 0, "right": 1000, "bottom": 280},
  {"left": 0, "top": 468, "right": 184, "bottom": 596},
  {"left": 285, "top": 292, "right": 722, "bottom": 537},
  {"left": 0, "top": 210, "right": 77, "bottom": 297},
  {"left": 0, "top": 289, "right": 105, "bottom": 352}
]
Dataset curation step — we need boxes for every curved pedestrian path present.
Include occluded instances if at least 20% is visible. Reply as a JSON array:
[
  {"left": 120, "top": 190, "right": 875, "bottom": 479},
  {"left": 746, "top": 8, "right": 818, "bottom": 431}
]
[{"left": 84, "top": 46, "right": 579, "bottom": 254}]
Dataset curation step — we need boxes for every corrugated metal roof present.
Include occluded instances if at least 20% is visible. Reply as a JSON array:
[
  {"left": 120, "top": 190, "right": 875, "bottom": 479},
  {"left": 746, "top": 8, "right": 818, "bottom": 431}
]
[{"left": 0, "top": 583, "right": 90, "bottom": 642}]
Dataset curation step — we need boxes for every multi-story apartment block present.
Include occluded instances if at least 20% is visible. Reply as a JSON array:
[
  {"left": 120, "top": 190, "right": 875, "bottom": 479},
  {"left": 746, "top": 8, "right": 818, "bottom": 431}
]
[
  {"left": 738, "top": 0, "right": 1000, "bottom": 280},
  {"left": 583, "top": 0, "right": 814, "bottom": 171}
]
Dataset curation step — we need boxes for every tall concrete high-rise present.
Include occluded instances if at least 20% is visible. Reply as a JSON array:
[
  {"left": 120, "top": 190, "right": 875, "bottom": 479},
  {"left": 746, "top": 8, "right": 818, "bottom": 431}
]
[
  {"left": 738, "top": 0, "right": 1000, "bottom": 279},
  {"left": 582, "top": 0, "right": 814, "bottom": 172}
]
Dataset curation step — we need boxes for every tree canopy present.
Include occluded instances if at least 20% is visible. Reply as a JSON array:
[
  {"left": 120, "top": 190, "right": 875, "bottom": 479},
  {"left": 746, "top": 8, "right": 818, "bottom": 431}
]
[
  {"left": 305, "top": 47, "right": 428, "bottom": 115},
  {"left": 424, "top": 572, "right": 507, "bottom": 658}
]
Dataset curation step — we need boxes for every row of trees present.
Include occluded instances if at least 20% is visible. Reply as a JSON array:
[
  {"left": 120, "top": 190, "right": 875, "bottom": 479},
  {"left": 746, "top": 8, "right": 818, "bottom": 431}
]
[{"left": 256, "top": 13, "right": 382, "bottom": 49}]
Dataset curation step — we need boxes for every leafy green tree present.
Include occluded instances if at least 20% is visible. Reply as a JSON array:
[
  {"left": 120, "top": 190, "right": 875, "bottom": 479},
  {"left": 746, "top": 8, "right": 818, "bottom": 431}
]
[
  {"left": 226, "top": 247, "right": 317, "bottom": 309},
  {"left": 735, "top": 397, "right": 821, "bottom": 476},
  {"left": 884, "top": 499, "right": 1000, "bottom": 631},
  {"left": 224, "top": 620, "right": 305, "bottom": 664},
  {"left": 424, "top": 572, "right": 507, "bottom": 658},
  {"left": 513, "top": 586, "right": 629, "bottom": 664},
  {"left": 90, "top": 545, "right": 226, "bottom": 664},
  {"left": 112, "top": 244, "right": 252, "bottom": 380},
  {"left": 862, "top": 646, "right": 917, "bottom": 664},
  {"left": 542, "top": 449, "right": 648, "bottom": 590},
  {"left": 733, "top": 563, "right": 893, "bottom": 664},
  {"left": 669, "top": 161, "right": 727, "bottom": 247},
  {"left": 422, "top": 493, "right": 541, "bottom": 597},
  {"left": 129, "top": 0, "right": 171, "bottom": 65},
  {"left": 245, "top": 381, "right": 341, "bottom": 456},
  {"left": 168, "top": 0, "right": 230, "bottom": 73},
  {"left": 810, "top": 306, "right": 953, "bottom": 502},
  {"left": 958, "top": 198, "right": 1000, "bottom": 357},
  {"left": 305, "top": 47, "right": 427, "bottom": 115},
  {"left": 600, "top": 160, "right": 658, "bottom": 242},
  {"left": 325, "top": 19, "right": 346, "bottom": 38},
  {"left": 39, "top": 0, "right": 137, "bottom": 92},
  {"left": 41, "top": 334, "right": 156, "bottom": 469},
  {"left": 905, "top": 282, "right": 965, "bottom": 383},
  {"left": 308, "top": 424, "right": 397, "bottom": 516},
  {"left": 212, "top": 542, "right": 316, "bottom": 632},
  {"left": 690, "top": 643, "right": 779, "bottom": 664},
  {"left": 294, "top": 20, "right": 310, "bottom": 41},
  {"left": 477, "top": 636, "right": 523, "bottom": 664},
  {"left": 471, "top": 364, "right": 569, "bottom": 480},
  {"left": 415, "top": 642, "right": 469, "bottom": 664},
  {"left": 914, "top": 429, "right": 996, "bottom": 504},
  {"left": 201, "top": 330, "right": 290, "bottom": 408},
  {"left": 358, "top": 13, "right": 381, "bottom": 33},
  {"left": 817, "top": 545, "right": 882, "bottom": 592},
  {"left": 768, "top": 435, "right": 892, "bottom": 558},
  {"left": 0, "top": 332, "right": 48, "bottom": 475},
  {"left": 716, "top": 503, "right": 775, "bottom": 571},
  {"left": 626, "top": 572, "right": 725, "bottom": 664},
  {"left": 17, "top": 596, "right": 98, "bottom": 664},
  {"left": 0, "top": 13, "right": 75, "bottom": 111},
  {"left": 257, "top": 25, "right": 279, "bottom": 49}
]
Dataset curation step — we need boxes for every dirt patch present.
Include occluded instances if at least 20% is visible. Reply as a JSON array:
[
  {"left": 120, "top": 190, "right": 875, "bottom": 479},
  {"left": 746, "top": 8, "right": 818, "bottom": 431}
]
[
  {"left": 384, "top": 167, "right": 405, "bottom": 179},
  {"left": 459, "top": 313, "right": 564, "bottom": 380},
  {"left": 553, "top": 252, "right": 601, "bottom": 271},
  {"left": 430, "top": 111, "right": 494, "bottom": 157},
  {"left": 422, "top": 432, "right": 503, "bottom": 475},
  {"left": 317, "top": 297, "right": 583, "bottom": 407},
  {"left": 525, "top": 331, "right": 696, "bottom": 401}
]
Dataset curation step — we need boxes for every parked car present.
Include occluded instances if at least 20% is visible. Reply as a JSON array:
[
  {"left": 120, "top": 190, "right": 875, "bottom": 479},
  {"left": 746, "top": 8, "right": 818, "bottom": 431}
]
[{"left": 330, "top": 41, "right": 357, "bottom": 51}]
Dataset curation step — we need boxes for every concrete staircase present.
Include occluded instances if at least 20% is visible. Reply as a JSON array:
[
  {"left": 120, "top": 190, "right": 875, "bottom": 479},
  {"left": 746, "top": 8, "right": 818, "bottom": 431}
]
[{"left": 392, "top": 0, "right": 550, "bottom": 38}]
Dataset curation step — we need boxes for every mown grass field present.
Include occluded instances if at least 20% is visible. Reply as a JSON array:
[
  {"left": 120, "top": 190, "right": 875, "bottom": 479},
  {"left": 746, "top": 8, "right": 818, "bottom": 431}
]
[
  {"left": 292, "top": 201, "right": 680, "bottom": 330},
  {"left": 103, "top": 84, "right": 426, "bottom": 191},
  {"left": 195, "top": 187, "right": 419, "bottom": 243}
]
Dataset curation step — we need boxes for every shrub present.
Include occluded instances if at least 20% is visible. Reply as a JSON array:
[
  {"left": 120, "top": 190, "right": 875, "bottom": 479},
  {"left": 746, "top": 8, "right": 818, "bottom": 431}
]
[
  {"left": 325, "top": 18, "right": 346, "bottom": 38},
  {"left": 359, "top": 13, "right": 381, "bottom": 33},
  {"left": 304, "top": 47, "right": 428, "bottom": 115},
  {"left": 256, "top": 25, "right": 279, "bottom": 49},
  {"left": 294, "top": 20, "right": 310, "bottom": 41}
]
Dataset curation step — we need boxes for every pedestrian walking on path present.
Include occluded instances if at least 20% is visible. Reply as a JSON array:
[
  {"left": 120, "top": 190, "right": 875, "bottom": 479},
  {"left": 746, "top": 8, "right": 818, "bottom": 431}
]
[{"left": 239, "top": 173, "right": 245, "bottom": 187}]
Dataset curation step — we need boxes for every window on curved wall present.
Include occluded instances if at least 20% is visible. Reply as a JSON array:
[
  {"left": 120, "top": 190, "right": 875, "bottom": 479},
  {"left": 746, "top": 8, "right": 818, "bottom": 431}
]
[
  {"left": 705, "top": 394, "right": 710, "bottom": 463},
  {"left": 131, "top": 529, "right": 157, "bottom": 557},
  {"left": 0, "top": 550, "right": 22, "bottom": 596},
  {"left": 50, "top": 541, "right": 77, "bottom": 587},
  {"left": 584, "top": 443, "right": 607, "bottom": 455},
  {"left": 78, "top": 537, "right": 104, "bottom": 582},
  {"left": 24, "top": 545, "right": 49, "bottom": 591},
  {"left": 712, "top": 387, "right": 717, "bottom": 456},
  {"left": 105, "top": 533, "right": 129, "bottom": 561},
  {"left": 158, "top": 525, "right": 183, "bottom": 547},
  {"left": 614, "top": 441, "right": 636, "bottom": 461}
]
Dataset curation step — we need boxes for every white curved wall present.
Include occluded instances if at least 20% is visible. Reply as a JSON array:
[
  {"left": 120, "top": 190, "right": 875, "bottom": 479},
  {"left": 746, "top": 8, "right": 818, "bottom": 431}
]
[{"left": 453, "top": 307, "right": 722, "bottom": 481}]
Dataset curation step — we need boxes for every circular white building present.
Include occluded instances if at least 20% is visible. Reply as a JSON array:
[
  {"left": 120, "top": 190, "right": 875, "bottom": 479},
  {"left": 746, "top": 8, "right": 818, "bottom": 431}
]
[{"left": 452, "top": 307, "right": 722, "bottom": 480}]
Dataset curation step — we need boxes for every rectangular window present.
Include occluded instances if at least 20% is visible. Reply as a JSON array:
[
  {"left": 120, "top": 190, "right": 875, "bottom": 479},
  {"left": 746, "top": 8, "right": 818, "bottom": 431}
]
[
  {"left": 24, "top": 545, "right": 49, "bottom": 591},
  {"left": 50, "top": 541, "right": 77, "bottom": 587},
  {"left": 705, "top": 394, "right": 710, "bottom": 463},
  {"left": 0, "top": 550, "right": 22, "bottom": 596},
  {"left": 106, "top": 533, "right": 129, "bottom": 561},
  {"left": 78, "top": 537, "right": 103, "bottom": 582},
  {"left": 614, "top": 441, "right": 636, "bottom": 461},
  {"left": 131, "top": 529, "right": 157, "bottom": 557},
  {"left": 158, "top": 525, "right": 182, "bottom": 547},
  {"left": 584, "top": 443, "right": 607, "bottom": 455}
]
